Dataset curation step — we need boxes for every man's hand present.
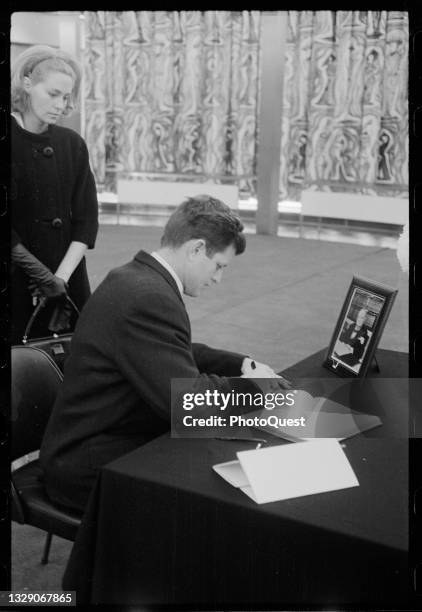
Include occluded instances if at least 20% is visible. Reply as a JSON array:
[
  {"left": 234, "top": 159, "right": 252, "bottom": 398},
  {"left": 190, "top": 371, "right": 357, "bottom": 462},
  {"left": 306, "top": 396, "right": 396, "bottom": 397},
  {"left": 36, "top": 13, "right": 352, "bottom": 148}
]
[
  {"left": 241, "top": 358, "right": 277, "bottom": 378},
  {"left": 241, "top": 358, "right": 292, "bottom": 389},
  {"left": 334, "top": 341, "right": 353, "bottom": 357}
]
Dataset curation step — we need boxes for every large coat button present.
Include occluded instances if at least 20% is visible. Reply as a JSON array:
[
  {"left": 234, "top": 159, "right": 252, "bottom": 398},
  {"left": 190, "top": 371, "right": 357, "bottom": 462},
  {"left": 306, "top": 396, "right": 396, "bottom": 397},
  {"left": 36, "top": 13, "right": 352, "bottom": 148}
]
[
  {"left": 43, "top": 146, "right": 54, "bottom": 157},
  {"left": 51, "top": 217, "right": 63, "bottom": 229}
]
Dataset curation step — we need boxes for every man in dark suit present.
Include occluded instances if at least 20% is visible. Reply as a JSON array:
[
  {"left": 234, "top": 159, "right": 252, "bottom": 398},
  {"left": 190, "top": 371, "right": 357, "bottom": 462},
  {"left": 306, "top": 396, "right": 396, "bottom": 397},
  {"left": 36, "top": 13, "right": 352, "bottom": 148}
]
[
  {"left": 40, "top": 195, "right": 281, "bottom": 512},
  {"left": 336, "top": 308, "right": 371, "bottom": 368}
]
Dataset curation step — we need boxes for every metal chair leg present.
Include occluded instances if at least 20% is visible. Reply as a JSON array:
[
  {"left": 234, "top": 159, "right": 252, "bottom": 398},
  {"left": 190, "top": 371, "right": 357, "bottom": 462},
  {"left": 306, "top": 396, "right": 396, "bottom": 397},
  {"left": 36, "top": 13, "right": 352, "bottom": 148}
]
[{"left": 41, "top": 532, "right": 53, "bottom": 565}]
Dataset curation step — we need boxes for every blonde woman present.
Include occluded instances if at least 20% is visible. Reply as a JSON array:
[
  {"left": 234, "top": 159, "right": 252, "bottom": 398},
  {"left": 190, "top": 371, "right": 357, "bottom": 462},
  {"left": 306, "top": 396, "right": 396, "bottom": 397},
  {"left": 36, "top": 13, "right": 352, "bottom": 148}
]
[{"left": 11, "top": 45, "right": 98, "bottom": 342}]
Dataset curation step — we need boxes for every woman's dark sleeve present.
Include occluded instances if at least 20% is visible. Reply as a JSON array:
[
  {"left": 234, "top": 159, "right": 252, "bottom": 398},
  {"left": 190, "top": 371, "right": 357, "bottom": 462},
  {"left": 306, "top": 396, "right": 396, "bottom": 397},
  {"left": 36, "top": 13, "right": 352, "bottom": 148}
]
[{"left": 70, "top": 137, "right": 99, "bottom": 249}]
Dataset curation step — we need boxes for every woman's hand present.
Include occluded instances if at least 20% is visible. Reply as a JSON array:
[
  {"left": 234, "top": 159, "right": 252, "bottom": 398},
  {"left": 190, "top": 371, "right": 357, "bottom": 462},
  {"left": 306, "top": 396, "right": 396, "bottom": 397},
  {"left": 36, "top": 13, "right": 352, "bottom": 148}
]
[
  {"left": 29, "top": 274, "right": 68, "bottom": 299},
  {"left": 12, "top": 242, "right": 69, "bottom": 300}
]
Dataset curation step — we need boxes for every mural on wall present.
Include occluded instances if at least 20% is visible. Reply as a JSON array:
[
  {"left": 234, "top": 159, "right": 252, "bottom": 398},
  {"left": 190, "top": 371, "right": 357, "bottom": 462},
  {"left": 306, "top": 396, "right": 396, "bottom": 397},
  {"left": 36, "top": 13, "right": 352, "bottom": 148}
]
[
  {"left": 84, "top": 10, "right": 408, "bottom": 201},
  {"left": 83, "top": 11, "right": 260, "bottom": 194},
  {"left": 280, "top": 11, "right": 408, "bottom": 200}
]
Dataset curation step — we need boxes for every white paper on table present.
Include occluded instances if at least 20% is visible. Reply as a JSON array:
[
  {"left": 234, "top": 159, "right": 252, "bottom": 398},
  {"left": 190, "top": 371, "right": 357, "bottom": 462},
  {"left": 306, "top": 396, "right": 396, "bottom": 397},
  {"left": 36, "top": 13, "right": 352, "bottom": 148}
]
[
  {"left": 213, "top": 439, "right": 359, "bottom": 505},
  {"left": 213, "top": 459, "right": 250, "bottom": 488}
]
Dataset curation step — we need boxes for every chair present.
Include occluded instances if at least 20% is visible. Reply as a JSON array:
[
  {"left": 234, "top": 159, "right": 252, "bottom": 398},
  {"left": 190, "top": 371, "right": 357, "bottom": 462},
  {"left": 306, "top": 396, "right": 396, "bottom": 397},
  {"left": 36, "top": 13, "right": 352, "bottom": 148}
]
[{"left": 11, "top": 346, "right": 82, "bottom": 564}]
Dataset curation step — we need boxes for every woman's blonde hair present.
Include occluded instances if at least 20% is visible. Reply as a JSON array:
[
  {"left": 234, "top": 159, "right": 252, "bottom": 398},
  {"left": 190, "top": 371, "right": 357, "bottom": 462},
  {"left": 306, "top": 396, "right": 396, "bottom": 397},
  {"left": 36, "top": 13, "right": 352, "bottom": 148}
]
[{"left": 11, "top": 45, "right": 82, "bottom": 116}]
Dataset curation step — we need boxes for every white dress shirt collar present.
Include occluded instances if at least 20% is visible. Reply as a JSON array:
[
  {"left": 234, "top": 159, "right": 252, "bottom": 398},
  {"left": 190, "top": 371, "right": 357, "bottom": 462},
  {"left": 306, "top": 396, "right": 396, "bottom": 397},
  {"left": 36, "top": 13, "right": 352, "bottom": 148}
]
[{"left": 150, "top": 251, "right": 184, "bottom": 297}]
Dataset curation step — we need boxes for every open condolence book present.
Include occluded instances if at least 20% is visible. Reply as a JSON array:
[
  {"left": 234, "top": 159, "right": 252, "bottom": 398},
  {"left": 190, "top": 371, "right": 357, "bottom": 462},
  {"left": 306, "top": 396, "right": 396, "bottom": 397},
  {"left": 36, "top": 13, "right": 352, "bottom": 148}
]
[
  {"left": 213, "top": 439, "right": 359, "bottom": 504},
  {"left": 248, "top": 389, "right": 381, "bottom": 441}
]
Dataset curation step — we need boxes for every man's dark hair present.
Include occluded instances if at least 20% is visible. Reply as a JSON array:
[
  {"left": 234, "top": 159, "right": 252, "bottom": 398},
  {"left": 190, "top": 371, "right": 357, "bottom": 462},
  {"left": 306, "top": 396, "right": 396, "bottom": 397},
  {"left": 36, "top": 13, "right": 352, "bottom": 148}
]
[{"left": 161, "top": 194, "right": 246, "bottom": 255}]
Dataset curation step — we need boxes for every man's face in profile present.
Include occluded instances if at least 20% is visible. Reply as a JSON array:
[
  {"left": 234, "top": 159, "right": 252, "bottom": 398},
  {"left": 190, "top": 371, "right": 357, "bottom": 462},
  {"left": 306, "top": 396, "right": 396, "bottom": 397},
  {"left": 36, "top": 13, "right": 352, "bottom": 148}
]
[
  {"left": 356, "top": 309, "right": 367, "bottom": 327},
  {"left": 184, "top": 242, "right": 236, "bottom": 297}
]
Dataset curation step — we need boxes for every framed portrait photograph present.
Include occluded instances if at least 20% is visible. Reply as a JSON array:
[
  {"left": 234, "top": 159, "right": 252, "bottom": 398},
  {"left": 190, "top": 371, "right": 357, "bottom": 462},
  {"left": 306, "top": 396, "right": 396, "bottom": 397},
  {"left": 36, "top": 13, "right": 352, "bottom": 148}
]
[{"left": 323, "top": 276, "right": 398, "bottom": 377}]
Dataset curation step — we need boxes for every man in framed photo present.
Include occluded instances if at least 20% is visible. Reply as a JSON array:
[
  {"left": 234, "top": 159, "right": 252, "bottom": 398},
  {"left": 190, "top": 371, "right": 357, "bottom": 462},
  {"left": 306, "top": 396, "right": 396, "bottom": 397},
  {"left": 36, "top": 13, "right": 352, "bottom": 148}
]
[{"left": 334, "top": 307, "right": 372, "bottom": 368}]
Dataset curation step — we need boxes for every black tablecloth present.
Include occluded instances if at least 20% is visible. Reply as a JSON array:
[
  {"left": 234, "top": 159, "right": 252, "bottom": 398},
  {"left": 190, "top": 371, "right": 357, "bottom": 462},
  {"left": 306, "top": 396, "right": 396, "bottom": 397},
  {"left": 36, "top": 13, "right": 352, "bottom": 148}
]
[
  {"left": 283, "top": 347, "right": 408, "bottom": 379},
  {"left": 63, "top": 348, "right": 411, "bottom": 607}
]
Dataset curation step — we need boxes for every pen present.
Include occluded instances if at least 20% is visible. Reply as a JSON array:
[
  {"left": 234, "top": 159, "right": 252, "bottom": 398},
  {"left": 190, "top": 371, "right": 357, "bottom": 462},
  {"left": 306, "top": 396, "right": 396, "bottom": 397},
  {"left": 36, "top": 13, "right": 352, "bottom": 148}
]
[{"left": 215, "top": 436, "right": 267, "bottom": 444}]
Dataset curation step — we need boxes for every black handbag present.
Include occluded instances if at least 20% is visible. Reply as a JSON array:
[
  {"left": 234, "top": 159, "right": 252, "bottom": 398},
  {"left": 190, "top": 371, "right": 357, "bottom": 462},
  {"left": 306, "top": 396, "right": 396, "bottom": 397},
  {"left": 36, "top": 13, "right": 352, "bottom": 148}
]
[{"left": 16, "top": 296, "right": 80, "bottom": 374}]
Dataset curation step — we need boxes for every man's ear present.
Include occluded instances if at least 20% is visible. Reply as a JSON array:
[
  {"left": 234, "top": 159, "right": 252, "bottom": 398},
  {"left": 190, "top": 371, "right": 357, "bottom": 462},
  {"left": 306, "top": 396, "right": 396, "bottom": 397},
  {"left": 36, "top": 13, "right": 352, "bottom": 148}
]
[{"left": 187, "top": 239, "right": 206, "bottom": 259}]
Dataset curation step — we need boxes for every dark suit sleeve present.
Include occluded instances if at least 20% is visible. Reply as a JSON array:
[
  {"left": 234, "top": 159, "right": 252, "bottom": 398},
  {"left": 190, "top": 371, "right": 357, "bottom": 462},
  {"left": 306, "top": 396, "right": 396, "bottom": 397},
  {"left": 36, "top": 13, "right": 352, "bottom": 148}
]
[
  {"left": 353, "top": 327, "right": 370, "bottom": 361},
  {"left": 339, "top": 322, "right": 351, "bottom": 344},
  {"left": 113, "top": 291, "right": 246, "bottom": 422},
  {"left": 192, "top": 343, "right": 246, "bottom": 376}
]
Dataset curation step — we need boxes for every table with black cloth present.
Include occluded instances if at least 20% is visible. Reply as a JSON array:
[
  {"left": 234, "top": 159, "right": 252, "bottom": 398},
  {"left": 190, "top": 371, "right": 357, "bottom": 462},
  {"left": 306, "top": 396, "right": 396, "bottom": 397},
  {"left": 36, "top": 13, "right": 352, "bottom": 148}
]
[{"left": 63, "top": 348, "right": 410, "bottom": 607}]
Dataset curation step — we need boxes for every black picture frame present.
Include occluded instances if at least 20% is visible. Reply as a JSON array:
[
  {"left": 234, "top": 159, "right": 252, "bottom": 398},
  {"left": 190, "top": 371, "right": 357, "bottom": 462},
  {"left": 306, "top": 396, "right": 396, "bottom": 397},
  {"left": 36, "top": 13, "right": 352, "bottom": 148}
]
[{"left": 323, "top": 276, "right": 398, "bottom": 377}]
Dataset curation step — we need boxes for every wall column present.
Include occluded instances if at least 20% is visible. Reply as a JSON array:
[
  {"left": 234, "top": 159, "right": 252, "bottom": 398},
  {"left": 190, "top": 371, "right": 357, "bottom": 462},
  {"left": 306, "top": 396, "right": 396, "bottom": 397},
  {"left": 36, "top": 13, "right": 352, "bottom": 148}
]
[{"left": 256, "top": 11, "right": 287, "bottom": 235}]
